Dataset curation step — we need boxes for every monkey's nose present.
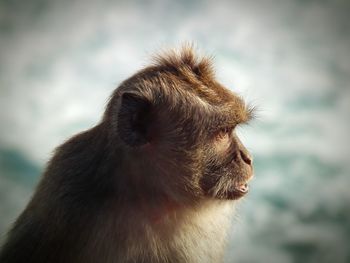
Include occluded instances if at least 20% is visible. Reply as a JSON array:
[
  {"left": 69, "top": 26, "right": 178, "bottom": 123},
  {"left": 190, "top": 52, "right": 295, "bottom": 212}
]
[{"left": 239, "top": 150, "right": 253, "bottom": 165}]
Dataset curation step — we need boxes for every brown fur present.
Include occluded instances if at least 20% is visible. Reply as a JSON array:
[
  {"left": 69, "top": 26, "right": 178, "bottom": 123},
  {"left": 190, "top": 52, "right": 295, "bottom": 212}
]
[{"left": 0, "top": 46, "right": 253, "bottom": 263}]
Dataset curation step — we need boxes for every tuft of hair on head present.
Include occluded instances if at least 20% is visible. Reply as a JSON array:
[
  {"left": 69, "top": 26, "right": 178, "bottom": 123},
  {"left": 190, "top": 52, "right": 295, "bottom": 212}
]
[{"left": 151, "top": 43, "right": 216, "bottom": 83}]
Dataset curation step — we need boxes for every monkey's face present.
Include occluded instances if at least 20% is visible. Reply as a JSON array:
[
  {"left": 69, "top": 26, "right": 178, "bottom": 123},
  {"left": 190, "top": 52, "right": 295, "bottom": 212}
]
[
  {"left": 153, "top": 98, "right": 255, "bottom": 201},
  {"left": 199, "top": 126, "right": 253, "bottom": 200}
]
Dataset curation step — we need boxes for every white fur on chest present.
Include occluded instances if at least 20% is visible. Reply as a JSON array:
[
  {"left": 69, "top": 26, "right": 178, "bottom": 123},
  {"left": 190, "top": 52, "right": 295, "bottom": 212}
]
[{"left": 87, "top": 200, "right": 235, "bottom": 263}]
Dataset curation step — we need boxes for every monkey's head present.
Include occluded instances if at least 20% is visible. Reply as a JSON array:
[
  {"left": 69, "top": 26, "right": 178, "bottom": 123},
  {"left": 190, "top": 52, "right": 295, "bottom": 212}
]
[{"left": 104, "top": 47, "right": 254, "bottom": 203}]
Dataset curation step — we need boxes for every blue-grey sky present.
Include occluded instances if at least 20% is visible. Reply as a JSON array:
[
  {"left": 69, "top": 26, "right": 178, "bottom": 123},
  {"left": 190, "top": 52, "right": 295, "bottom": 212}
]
[{"left": 0, "top": 0, "right": 349, "bottom": 262}]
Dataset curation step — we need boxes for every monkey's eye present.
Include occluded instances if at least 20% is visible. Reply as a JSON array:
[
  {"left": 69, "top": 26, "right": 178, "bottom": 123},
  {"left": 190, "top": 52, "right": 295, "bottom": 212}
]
[
  {"left": 215, "top": 127, "right": 233, "bottom": 141},
  {"left": 213, "top": 127, "right": 233, "bottom": 152}
]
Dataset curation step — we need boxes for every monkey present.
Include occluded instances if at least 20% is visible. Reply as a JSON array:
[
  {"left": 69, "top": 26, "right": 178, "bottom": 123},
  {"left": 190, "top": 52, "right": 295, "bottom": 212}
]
[{"left": 0, "top": 46, "right": 254, "bottom": 263}]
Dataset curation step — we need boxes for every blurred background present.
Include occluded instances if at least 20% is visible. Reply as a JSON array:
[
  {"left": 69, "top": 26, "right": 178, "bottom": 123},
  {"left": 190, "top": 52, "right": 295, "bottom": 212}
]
[{"left": 0, "top": 0, "right": 349, "bottom": 262}]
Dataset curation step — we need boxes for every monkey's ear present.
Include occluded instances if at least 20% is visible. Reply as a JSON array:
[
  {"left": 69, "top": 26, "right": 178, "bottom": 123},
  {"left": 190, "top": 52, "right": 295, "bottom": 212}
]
[{"left": 117, "top": 92, "right": 152, "bottom": 147}]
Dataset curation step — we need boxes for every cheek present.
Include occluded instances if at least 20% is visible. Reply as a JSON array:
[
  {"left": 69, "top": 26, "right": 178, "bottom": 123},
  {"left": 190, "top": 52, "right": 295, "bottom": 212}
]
[
  {"left": 213, "top": 135, "right": 231, "bottom": 153},
  {"left": 203, "top": 145, "right": 234, "bottom": 176}
]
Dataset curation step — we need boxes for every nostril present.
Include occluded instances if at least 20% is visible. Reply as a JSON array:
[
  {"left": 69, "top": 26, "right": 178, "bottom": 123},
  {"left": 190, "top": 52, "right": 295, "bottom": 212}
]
[{"left": 240, "top": 150, "right": 252, "bottom": 165}]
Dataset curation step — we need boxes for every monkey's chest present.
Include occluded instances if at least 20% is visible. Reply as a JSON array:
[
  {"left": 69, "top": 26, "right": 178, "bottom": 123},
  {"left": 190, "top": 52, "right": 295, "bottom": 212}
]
[{"left": 87, "top": 201, "right": 234, "bottom": 263}]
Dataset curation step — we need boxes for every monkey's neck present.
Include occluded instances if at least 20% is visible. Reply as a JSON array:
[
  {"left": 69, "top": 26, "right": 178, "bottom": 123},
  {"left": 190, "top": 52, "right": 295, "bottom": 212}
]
[
  {"left": 138, "top": 195, "right": 183, "bottom": 224},
  {"left": 95, "top": 199, "right": 235, "bottom": 263}
]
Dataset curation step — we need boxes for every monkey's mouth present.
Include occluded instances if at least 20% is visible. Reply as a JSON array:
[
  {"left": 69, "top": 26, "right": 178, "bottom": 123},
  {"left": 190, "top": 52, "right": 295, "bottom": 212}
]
[
  {"left": 228, "top": 183, "right": 249, "bottom": 199},
  {"left": 235, "top": 183, "right": 249, "bottom": 194},
  {"left": 227, "top": 175, "right": 253, "bottom": 199}
]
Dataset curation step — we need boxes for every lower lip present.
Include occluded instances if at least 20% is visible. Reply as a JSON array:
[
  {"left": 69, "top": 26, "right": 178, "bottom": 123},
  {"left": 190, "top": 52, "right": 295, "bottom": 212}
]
[
  {"left": 237, "top": 183, "right": 249, "bottom": 193},
  {"left": 232, "top": 183, "right": 249, "bottom": 197}
]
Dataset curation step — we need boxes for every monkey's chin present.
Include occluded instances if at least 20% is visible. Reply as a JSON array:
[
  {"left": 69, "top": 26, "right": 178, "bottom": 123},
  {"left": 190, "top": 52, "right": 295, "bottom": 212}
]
[{"left": 226, "top": 183, "right": 249, "bottom": 200}]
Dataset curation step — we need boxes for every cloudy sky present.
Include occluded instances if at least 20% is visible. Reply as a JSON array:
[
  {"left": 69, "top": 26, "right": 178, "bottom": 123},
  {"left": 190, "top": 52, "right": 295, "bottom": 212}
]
[{"left": 0, "top": 0, "right": 349, "bottom": 262}]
